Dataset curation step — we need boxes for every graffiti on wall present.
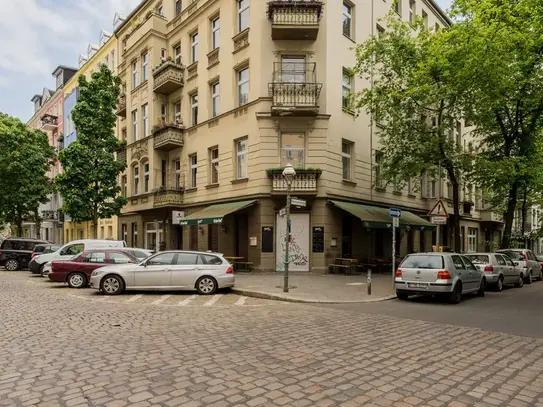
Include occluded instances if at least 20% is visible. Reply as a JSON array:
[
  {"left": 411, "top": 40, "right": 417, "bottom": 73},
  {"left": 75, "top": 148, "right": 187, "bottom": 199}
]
[{"left": 276, "top": 213, "right": 310, "bottom": 272}]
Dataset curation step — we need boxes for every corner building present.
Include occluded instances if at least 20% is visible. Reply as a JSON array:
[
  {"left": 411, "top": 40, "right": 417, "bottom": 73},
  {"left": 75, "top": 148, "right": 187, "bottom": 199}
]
[{"left": 116, "top": 0, "right": 493, "bottom": 272}]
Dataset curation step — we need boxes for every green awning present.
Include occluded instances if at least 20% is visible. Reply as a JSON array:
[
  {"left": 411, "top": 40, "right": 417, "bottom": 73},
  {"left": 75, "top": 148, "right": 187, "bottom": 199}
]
[
  {"left": 330, "top": 200, "right": 435, "bottom": 231},
  {"left": 179, "top": 200, "right": 256, "bottom": 226}
]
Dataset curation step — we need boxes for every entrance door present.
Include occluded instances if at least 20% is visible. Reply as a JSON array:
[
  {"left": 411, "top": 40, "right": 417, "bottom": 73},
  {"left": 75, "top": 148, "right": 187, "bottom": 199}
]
[
  {"left": 189, "top": 226, "right": 198, "bottom": 251},
  {"left": 276, "top": 213, "right": 310, "bottom": 272},
  {"left": 208, "top": 224, "right": 219, "bottom": 252}
]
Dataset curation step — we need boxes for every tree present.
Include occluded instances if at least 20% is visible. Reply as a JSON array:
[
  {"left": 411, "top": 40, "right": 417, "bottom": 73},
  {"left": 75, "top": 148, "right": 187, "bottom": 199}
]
[
  {"left": 0, "top": 113, "right": 56, "bottom": 235},
  {"left": 352, "top": 14, "right": 472, "bottom": 252},
  {"left": 56, "top": 64, "right": 127, "bottom": 238}
]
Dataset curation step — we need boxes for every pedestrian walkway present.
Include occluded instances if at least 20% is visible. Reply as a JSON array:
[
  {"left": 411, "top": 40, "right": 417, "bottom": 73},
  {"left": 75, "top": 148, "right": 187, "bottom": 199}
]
[{"left": 232, "top": 271, "right": 396, "bottom": 303}]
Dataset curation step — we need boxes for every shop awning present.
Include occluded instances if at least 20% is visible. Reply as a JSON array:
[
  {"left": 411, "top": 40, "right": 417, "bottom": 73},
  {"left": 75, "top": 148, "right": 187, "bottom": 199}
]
[
  {"left": 179, "top": 200, "right": 256, "bottom": 226},
  {"left": 330, "top": 200, "right": 435, "bottom": 230}
]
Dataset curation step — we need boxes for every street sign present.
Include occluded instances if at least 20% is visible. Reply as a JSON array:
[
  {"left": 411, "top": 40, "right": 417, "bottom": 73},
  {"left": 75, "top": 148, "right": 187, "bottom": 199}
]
[
  {"left": 389, "top": 208, "right": 402, "bottom": 218},
  {"left": 392, "top": 217, "right": 399, "bottom": 228},
  {"left": 431, "top": 216, "right": 447, "bottom": 225},
  {"left": 291, "top": 198, "right": 306, "bottom": 207},
  {"left": 279, "top": 208, "right": 286, "bottom": 217},
  {"left": 428, "top": 199, "right": 449, "bottom": 217}
]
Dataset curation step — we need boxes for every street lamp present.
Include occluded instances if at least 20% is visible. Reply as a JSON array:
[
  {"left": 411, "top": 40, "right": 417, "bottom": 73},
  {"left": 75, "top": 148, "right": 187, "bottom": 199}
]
[{"left": 282, "top": 164, "right": 296, "bottom": 293}]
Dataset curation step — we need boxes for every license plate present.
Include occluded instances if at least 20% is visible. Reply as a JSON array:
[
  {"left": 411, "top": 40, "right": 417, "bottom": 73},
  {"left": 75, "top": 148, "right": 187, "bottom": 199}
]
[{"left": 408, "top": 282, "right": 428, "bottom": 289}]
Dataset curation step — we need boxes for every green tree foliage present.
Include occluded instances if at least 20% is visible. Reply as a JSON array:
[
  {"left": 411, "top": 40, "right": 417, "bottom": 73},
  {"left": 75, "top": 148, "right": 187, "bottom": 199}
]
[
  {"left": 56, "top": 64, "right": 126, "bottom": 238},
  {"left": 0, "top": 113, "right": 56, "bottom": 236}
]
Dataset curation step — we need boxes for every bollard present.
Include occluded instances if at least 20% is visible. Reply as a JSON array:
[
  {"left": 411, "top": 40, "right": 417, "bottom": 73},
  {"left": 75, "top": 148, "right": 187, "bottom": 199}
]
[{"left": 367, "top": 269, "right": 372, "bottom": 296}]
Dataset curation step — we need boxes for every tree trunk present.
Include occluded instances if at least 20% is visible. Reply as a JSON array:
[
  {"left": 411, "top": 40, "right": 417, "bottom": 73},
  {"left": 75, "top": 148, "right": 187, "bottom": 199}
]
[
  {"left": 501, "top": 181, "right": 519, "bottom": 249},
  {"left": 34, "top": 209, "right": 42, "bottom": 240},
  {"left": 15, "top": 215, "right": 23, "bottom": 238},
  {"left": 93, "top": 206, "right": 98, "bottom": 239},
  {"left": 446, "top": 165, "right": 462, "bottom": 253},
  {"left": 521, "top": 185, "right": 528, "bottom": 247}
]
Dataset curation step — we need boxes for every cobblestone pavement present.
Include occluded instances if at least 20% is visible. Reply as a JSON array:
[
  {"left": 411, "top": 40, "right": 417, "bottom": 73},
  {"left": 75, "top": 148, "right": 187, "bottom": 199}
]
[{"left": 1, "top": 271, "right": 543, "bottom": 407}]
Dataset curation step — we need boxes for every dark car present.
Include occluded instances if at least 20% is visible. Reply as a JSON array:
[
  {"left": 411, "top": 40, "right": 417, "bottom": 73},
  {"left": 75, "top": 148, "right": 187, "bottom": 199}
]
[
  {"left": 0, "top": 238, "right": 49, "bottom": 271},
  {"left": 48, "top": 249, "right": 138, "bottom": 288}
]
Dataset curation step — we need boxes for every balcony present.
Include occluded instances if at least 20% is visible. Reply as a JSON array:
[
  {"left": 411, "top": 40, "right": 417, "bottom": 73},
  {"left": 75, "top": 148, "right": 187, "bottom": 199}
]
[
  {"left": 269, "top": 62, "right": 322, "bottom": 116},
  {"left": 116, "top": 94, "right": 126, "bottom": 117},
  {"left": 152, "top": 122, "right": 184, "bottom": 151},
  {"left": 267, "top": 0, "right": 323, "bottom": 41},
  {"left": 116, "top": 147, "right": 127, "bottom": 165},
  {"left": 41, "top": 210, "right": 59, "bottom": 220},
  {"left": 480, "top": 209, "right": 503, "bottom": 223},
  {"left": 266, "top": 168, "right": 321, "bottom": 194},
  {"left": 40, "top": 114, "right": 58, "bottom": 131},
  {"left": 153, "top": 187, "right": 184, "bottom": 208},
  {"left": 153, "top": 60, "right": 184, "bottom": 94}
]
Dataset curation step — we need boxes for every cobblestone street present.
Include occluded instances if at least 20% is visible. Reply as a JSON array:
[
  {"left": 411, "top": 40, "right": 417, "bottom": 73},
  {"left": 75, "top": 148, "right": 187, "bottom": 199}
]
[{"left": 1, "top": 271, "right": 543, "bottom": 407}]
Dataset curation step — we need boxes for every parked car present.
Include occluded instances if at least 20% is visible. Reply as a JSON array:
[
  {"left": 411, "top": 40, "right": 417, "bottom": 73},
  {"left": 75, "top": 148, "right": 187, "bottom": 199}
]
[
  {"left": 496, "top": 249, "right": 542, "bottom": 283},
  {"left": 31, "top": 244, "right": 61, "bottom": 260},
  {"left": 536, "top": 255, "right": 543, "bottom": 272},
  {"left": 117, "top": 248, "right": 154, "bottom": 260},
  {"left": 29, "top": 239, "right": 126, "bottom": 275},
  {"left": 48, "top": 249, "right": 139, "bottom": 288},
  {"left": 0, "top": 238, "right": 49, "bottom": 271},
  {"left": 395, "top": 252, "right": 486, "bottom": 304},
  {"left": 89, "top": 251, "right": 234, "bottom": 296},
  {"left": 465, "top": 253, "right": 524, "bottom": 291}
]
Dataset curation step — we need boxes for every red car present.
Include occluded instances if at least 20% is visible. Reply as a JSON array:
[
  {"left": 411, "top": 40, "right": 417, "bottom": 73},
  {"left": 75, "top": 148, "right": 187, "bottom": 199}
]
[{"left": 49, "top": 250, "right": 138, "bottom": 288}]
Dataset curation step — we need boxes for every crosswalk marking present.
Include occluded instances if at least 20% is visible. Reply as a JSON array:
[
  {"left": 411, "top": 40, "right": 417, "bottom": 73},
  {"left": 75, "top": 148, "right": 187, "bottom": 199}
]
[
  {"left": 125, "top": 294, "right": 143, "bottom": 303},
  {"left": 235, "top": 296, "right": 247, "bottom": 306},
  {"left": 204, "top": 294, "right": 222, "bottom": 307},
  {"left": 151, "top": 294, "right": 171, "bottom": 305},
  {"left": 178, "top": 294, "right": 198, "bottom": 306}
]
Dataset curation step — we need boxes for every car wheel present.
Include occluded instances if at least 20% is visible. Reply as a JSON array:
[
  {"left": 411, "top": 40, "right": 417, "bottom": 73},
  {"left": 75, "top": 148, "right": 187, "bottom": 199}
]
[
  {"left": 516, "top": 274, "right": 524, "bottom": 288},
  {"left": 449, "top": 283, "right": 462, "bottom": 304},
  {"left": 477, "top": 278, "right": 486, "bottom": 297},
  {"left": 4, "top": 259, "right": 20, "bottom": 271},
  {"left": 496, "top": 276, "right": 504, "bottom": 292},
  {"left": 526, "top": 271, "right": 533, "bottom": 284},
  {"left": 67, "top": 273, "right": 87, "bottom": 289},
  {"left": 196, "top": 276, "right": 217, "bottom": 295},
  {"left": 101, "top": 275, "right": 124, "bottom": 295},
  {"left": 396, "top": 290, "right": 409, "bottom": 301}
]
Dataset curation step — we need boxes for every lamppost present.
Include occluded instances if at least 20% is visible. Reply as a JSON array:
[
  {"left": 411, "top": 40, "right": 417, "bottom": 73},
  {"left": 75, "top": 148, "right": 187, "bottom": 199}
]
[{"left": 282, "top": 164, "right": 296, "bottom": 293}]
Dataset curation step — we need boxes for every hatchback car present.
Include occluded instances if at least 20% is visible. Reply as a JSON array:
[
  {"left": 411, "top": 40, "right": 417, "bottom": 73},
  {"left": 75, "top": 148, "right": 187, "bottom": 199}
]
[
  {"left": 395, "top": 253, "right": 486, "bottom": 303},
  {"left": 497, "top": 249, "right": 542, "bottom": 283},
  {"left": 89, "top": 251, "right": 234, "bottom": 295},
  {"left": 465, "top": 253, "right": 523, "bottom": 291}
]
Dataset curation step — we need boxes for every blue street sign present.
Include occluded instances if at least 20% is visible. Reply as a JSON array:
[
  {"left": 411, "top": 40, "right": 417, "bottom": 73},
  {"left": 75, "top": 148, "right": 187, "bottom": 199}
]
[{"left": 389, "top": 208, "right": 402, "bottom": 218}]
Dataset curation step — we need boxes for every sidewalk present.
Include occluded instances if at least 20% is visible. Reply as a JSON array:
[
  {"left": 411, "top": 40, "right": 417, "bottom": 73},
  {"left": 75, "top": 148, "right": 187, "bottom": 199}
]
[{"left": 231, "top": 271, "right": 397, "bottom": 303}]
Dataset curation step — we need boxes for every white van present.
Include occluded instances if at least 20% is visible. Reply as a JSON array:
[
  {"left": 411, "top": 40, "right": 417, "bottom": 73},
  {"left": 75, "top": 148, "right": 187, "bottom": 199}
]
[{"left": 29, "top": 239, "right": 126, "bottom": 274}]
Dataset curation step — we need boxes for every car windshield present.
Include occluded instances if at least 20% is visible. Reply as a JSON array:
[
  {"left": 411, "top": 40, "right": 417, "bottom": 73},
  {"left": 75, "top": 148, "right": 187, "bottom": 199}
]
[
  {"left": 128, "top": 250, "right": 150, "bottom": 260},
  {"left": 465, "top": 255, "right": 489, "bottom": 264},
  {"left": 499, "top": 250, "right": 523, "bottom": 261},
  {"left": 400, "top": 255, "right": 444, "bottom": 269}
]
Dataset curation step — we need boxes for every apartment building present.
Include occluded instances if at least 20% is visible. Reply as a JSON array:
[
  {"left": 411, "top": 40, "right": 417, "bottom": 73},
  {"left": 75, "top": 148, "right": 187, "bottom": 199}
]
[
  {"left": 26, "top": 66, "right": 77, "bottom": 243},
  {"left": 114, "top": 0, "right": 500, "bottom": 271}
]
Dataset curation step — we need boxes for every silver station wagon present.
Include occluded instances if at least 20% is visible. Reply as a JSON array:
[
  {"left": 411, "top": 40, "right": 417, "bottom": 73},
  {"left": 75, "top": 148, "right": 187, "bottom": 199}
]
[{"left": 395, "top": 253, "right": 486, "bottom": 304}]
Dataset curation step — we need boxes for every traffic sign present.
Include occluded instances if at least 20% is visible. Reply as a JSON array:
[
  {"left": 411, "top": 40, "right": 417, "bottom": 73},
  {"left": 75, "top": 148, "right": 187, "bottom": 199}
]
[
  {"left": 392, "top": 218, "right": 399, "bottom": 228},
  {"left": 279, "top": 208, "right": 286, "bottom": 217},
  {"left": 389, "top": 208, "right": 402, "bottom": 218},
  {"left": 291, "top": 198, "right": 306, "bottom": 207},
  {"left": 428, "top": 199, "right": 448, "bottom": 217},
  {"left": 431, "top": 216, "right": 447, "bottom": 225}
]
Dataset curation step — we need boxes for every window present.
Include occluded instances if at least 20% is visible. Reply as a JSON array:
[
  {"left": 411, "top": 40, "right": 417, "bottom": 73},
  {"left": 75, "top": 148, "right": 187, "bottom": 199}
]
[
  {"left": 238, "top": 0, "right": 249, "bottom": 32},
  {"left": 238, "top": 68, "right": 249, "bottom": 106},
  {"left": 143, "top": 162, "right": 150, "bottom": 193},
  {"left": 111, "top": 51, "right": 115, "bottom": 72},
  {"left": 280, "top": 133, "right": 304, "bottom": 168},
  {"left": 147, "top": 252, "right": 175, "bottom": 266},
  {"left": 191, "top": 32, "right": 199, "bottom": 63},
  {"left": 211, "top": 82, "right": 220, "bottom": 117},
  {"left": 176, "top": 253, "right": 199, "bottom": 265},
  {"left": 375, "top": 151, "right": 383, "bottom": 188},
  {"left": 83, "top": 252, "right": 107, "bottom": 264},
  {"left": 121, "top": 175, "right": 127, "bottom": 197},
  {"left": 422, "top": 10, "right": 428, "bottom": 29},
  {"left": 343, "top": 2, "right": 352, "bottom": 38},
  {"left": 200, "top": 254, "right": 222, "bottom": 265},
  {"left": 132, "top": 61, "right": 138, "bottom": 89},
  {"left": 161, "top": 48, "right": 167, "bottom": 60},
  {"left": 409, "top": 0, "right": 416, "bottom": 24},
  {"left": 394, "top": 0, "right": 402, "bottom": 16},
  {"left": 122, "top": 224, "right": 128, "bottom": 243},
  {"left": 191, "top": 94, "right": 198, "bottom": 126},
  {"left": 451, "top": 255, "right": 466, "bottom": 270},
  {"left": 122, "top": 128, "right": 127, "bottom": 141},
  {"left": 468, "top": 228, "right": 478, "bottom": 252},
  {"left": 342, "top": 141, "right": 353, "bottom": 181},
  {"left": 190, "top": 154, "right": 198, "bottom": 188},
  {"left": 174, "top": 102, "right": 181, "bottom": 123},
  {"left": 145, "top": 222, "right": 163, "bottom": 250},
  {"left": 407, "top": 178, "right": 414, "bottom": 195},
  {"left": 142, "top": 104, "right": 149, "bottom": 138},
  {"left": 156, "top": 4, "right": 163, "bottom": 15},
  {"left": 212, "top": 16, "right": 220, "bottom": 50},
  {"left": 210, "top": 148, "right": 219, "bottom": 184},
  {"left": 132, "top": 110, "right": 138, "bottom": 141},
  {"left": 281, "top": 56, "right": 305, "bottom": 83},
  {"left": 236, "top": 139, "right": 248, "bottom": 179},
  {"left": 435, "top": 22, "right": 440, "bottom": 32},
  {"left": 342, "top": 69, "right": 353, "bottom": 110},
  {"left": 495, "top": 255, "right": 506, "bottom": 266},
  {"left": 456, "top": 121, "right": 462, "bottom": 146},
  {"left": 61, "top": 244, "right": 84, "bottom": 256},
  {"left": 133, "top": 165, "right": 139, "bottom": 195},
  {"left": 161, "top": 104, "right": 167, "bottom": 121},
  {"left": 461, "top": 256, "right": 477, "bottom": 271},
  {"left": 175, "top": 160, "right": 182, "bottom": 188},
  {"left": 175, "top": 0, "right": 182, "bottom": 15},
  {"left": 377, "top": 24, "right": 385, "bottom": 38},
  {"left": 142, "top": 52, "right": 148, "bottom": 82},
  {"left": 161, "top": 160, "right": 166, "bottom": 186},
  {"left": 174, "top": 45, "right": 182, "bottom": 64},
  {"left": 132, "top": 223, "right": 138, "bottom": 247},
  {"left": 109, "top": 252, "right": 132, "bottom": 264}
]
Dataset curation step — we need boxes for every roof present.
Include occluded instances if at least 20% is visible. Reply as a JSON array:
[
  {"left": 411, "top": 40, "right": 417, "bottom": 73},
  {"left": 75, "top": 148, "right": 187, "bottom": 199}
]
[
  {"left": 31, "top": 94, "right": 42, "bottom": 103},
  {"left": 52, "top": 65, "right": 78, "bottom": 77},
  {"left": 425, "top": 0, "right": 452, "bottom": 26},
  {"left": 114, "top": 0, "right": 149, "bottom": 34}
]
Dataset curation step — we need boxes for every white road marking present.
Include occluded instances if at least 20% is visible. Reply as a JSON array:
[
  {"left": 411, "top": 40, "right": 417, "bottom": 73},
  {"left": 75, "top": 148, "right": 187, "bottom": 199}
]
[
  {"left": 150, "top": 295, "right": 171, "bottom": 305},
  {"left": 235, "top": 296, "right": 247, "bottom": 306},
  {"left": 178, "top": 294, "right": 198, "bottom": 306},
  {"left": 125, "top": 294, "right": 143, "bottom": 303},
  {"left": 204, "top": 294, "right": 222, "bottom": 307}
]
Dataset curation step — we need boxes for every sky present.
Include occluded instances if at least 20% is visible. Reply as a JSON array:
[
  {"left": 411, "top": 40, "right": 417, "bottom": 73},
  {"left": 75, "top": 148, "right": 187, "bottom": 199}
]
[{"left": 0, "top": 0, "right": 452, "bottom": 123}]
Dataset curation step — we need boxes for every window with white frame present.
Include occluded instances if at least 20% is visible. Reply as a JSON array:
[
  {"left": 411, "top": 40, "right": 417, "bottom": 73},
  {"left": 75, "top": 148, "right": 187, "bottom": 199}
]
[
  {"left": 280, "top": 133, "right": 304, "bottom": 168},
  {"left": 143, "top": 162, "right": 150, "bottom": 192},
  {"left": 161, "top": 48, "right": 167, "bottom": 60},
  {"left": 133, "top": 165, "right": 139, "bottom": 195},
  {"left": 238, "top": 67, "right": 249, "bottom": 106},
  {"left": 174, "top": 45, "right": 181, "bottom": 64},
  {"left": 175, "top": 0, "right": 182, "bottom": 15},
  {"left": 281, "top": 55, "right": 305, "bottom": 83},
  {"left": 175, "top": 160, "right": 182, "bottom": 188},
  {"left": 191, "top": 94, "right": 198, "bottom": 126},
  {"left": 422, "top": 10, "right": 428, "bottom": 29},
  {"left": 375, "top": 151, "right": 383, "bottom": 188},
  {"left": 121, "top": 175, "right": 127, "bottom": 197},
  {"left": 142, "top": 104, "right": 148, "bottom": 138},
  {"left": 409, "top": 0, "right": 415, "bottom": 24},
  {"left": 236, "top": 139, "right": 248, "bottom": 179},
  {"left": 212, "top": 16, "right": 220, "bottom": 50},
  {"left": 161, "top": 104, "right": 167, "bottom": 121},
  {"left": 145, "top": 221, "right": 163, "bottom": 251},
  {"left": 111, "top": 50, "right": 115, "bottom": 72},
  {"left": 211, "top": 82, "right": 220, "bottom": 118},
  {"left": 132, "top": 109, "right": 138, "bottom": 141},
  {"left": 238, "top": 0, "right": 249, "bottom": 32},
  {"left": 191, "top": 32, "right": 199, "bottom": 63},
  {"left": 142, "top": 52, "right": 148, "bottom": 82},
  {"left": 342, "top": 140, "right": 353, "bottom": 180},
  {"left": 342, "top": 2, "right": 352, "bottom": 38},
  {"left": 342, "top": 69, "right": 353, "bottom": 110},
  {"left": 468, "top": 228, "right": 478, "bottom": 252},
  {"left": 132, "top": 61, "right": 138, "bottom": 89},
  {"left": 210, "top": 148, "right": 219, "bottom": 184},
  {"left": 190, "top": 154, "right": 197, "bottom": 188},
  {"left": 394, "top": 0, "right": 402, "bottom": 16},
  {"left": 174, "top": 101, "right": 181, "bottom": 124},
  {"left": 407, "top": 178, "right": 414, "bottom": 195}
]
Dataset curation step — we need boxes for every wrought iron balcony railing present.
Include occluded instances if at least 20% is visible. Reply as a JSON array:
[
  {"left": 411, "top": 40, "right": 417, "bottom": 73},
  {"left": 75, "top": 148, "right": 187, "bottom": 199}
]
[
  {"left": 116, "top": 94, "right": 127, "bottom": 116},
  {"left": 40, "top": 114, "right": 58, "bottom": 131},
  {"left": 266, "top": 168, "right": 321, "bottom": 194},
  {"left": 153, "top": 187, "right": 184, "bottom": 207}
]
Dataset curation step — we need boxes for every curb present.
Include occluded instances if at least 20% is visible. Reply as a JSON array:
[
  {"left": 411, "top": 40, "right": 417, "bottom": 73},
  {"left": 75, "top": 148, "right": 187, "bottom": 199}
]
[{"left": 231, "top": 288, "right": 397, "bottom": 304}]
